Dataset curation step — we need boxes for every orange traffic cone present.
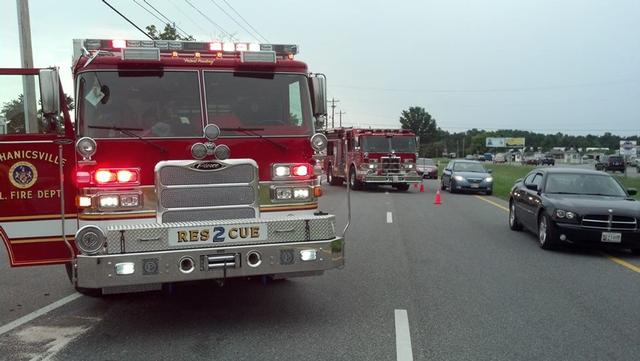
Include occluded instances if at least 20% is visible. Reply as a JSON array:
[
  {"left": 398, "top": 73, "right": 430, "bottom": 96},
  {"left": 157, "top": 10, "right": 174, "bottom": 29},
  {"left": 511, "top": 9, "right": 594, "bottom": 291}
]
[
  {"left": 434, "top": 189, "right": 442, "bottom": 205},
  {"left": 420, "top": 183, "right": 425, "bottom": 193}
]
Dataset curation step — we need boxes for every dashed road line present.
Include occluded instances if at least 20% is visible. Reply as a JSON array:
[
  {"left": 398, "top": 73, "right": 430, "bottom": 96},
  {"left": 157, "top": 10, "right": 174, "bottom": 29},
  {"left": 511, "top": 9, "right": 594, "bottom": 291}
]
[
  {"left": 394, "top": 309, "right": 414, "bottom": 361},
  {"left": 387, "top": 212, "right": 393, "bottom": 223},
  {"left": 474, "top": 195, "right": 640, "bottom": 275},
  {"left": 0, "top": 293, "right": 82, "bottom": 337}
]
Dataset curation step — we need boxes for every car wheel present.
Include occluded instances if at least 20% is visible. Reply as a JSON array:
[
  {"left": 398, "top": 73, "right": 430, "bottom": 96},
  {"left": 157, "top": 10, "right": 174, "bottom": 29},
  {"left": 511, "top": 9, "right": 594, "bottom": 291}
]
[
  {"left": 485, "top": 190, "right": 493, "bottom": 196},
  {"left": 349, "top": 166, "right": 361, "bottom": 190},
  {"left": 538, "top": 213, "right": 559, "bottom": 250},
  {"left": 396, "top": 183, "right": 410, "bottom": 191},
  {"left": 440, "top": 181, "right": 446, "bottom": 190},
  {"left": 449, "top": 180, "right": 457, "bottom": 193},
  {"left": 509, "top": 201, "right": 523, "bottom": 231}
]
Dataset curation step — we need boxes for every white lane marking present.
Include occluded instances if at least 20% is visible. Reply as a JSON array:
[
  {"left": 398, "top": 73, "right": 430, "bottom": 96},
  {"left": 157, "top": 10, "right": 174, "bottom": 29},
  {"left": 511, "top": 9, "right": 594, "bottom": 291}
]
[
  {"left": 395, "top": 309, "right": 414, "bottom": 361},
  {"left": 0, "top": 293, "right": 82, "bottom": 337},
  {"left": 387, "top": 212, "right": 393, "bottom": 223}
]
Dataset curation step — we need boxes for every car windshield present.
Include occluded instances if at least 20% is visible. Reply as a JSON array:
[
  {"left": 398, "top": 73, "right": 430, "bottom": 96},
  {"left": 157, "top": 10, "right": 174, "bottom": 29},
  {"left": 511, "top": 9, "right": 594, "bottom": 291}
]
[
  {"left": 417, "top": 158, "right": 435, "bottom": 166},
  {"left": 204, "top": 72, "right": 313, "bottom": 136},
  {"left": 361, "top": 136, "right": 389, "bottom": 152},
  {"left": 390, "top": 137, "right": 417, "bottom": 152},
  {"left": 545, "top": 173, "right": 627, "bottom": 197},
  {"left": 453, "top": 162, "right": 487, "bottom": 172},
  {"left": 78, "top": 71, "right": 202, "bottom": 138},
  {"left": 361, "top": 136, "right": 416, "bottom": 152}
]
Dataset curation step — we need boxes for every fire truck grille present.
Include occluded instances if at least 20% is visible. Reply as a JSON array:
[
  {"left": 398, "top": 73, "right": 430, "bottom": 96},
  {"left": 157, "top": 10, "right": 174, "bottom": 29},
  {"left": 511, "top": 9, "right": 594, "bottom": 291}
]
[
  {"left": 160, "top": 186, "right": 254, "bottom": 208},
  {"left": 155, "top": 159, "right": 259, "bottom": 223},
  {"left": 162, "top": 208, "right": 256, "bottom": 223},
  {"left": 380, "top": 157, "right": 401, "bottom": 173}
]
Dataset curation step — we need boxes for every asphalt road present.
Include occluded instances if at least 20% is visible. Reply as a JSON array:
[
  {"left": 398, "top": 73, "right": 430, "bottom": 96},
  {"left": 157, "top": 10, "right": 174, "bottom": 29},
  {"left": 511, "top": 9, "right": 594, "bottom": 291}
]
[{"left": 2, "top": 180, "right": 640, "bottom": 360}]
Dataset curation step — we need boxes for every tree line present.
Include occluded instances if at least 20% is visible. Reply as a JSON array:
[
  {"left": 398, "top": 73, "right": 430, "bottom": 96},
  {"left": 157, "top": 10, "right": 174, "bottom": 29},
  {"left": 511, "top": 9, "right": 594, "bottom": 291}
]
[{"left": 399, "top": 106, "right": 638, "bottom": 157}]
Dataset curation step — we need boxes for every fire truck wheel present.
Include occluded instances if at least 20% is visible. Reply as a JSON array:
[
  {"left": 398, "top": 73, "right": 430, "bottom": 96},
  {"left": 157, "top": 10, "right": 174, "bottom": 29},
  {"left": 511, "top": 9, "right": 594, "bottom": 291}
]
[
  {"left": 349, "top": 166, "right": 362, "bottom": 190},
  {"left": 328, "top": 165, "right": 342, "bottom": 186},
  {"left": 395, "top": 183, "right": 410, "bottom": 191},
  {"left": 65, "top": 263, "right": 103, "bottom": 297}
]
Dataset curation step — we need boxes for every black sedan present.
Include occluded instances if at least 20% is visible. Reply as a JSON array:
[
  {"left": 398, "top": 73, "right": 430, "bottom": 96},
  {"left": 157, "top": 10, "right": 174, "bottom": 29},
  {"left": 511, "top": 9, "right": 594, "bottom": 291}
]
[{"left": 508, "top": 168, "right": 640, "bottom": 252}]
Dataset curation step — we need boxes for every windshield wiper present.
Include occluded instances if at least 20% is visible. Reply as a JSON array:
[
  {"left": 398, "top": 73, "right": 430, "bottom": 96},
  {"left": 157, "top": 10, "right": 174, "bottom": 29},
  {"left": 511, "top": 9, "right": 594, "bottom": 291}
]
[
  {"left": 88, "top": 125, "right": 168, "bottom": 154},
  {"left": 220, "top": 127, "right": 288, "bottom": 152},
  {"left": 546, "top": 191, "right": 580, "bottom": 195}
]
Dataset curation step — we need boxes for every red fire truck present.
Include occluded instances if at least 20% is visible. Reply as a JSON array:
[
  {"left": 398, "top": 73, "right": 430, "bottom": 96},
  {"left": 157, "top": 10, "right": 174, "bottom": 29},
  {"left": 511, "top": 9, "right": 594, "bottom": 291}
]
[
  {"left": 0, "top": 39, "right": 346, "bottom": 295},
  {"left": 324, "top": 128, "right": 421, "bottom": 190}
]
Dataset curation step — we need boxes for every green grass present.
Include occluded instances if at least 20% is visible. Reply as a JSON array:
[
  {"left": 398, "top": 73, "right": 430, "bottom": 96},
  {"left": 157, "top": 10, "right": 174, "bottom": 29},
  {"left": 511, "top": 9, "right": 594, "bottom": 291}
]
[{"left": 480, "top": 163, "right": 640, "bottom": 201}]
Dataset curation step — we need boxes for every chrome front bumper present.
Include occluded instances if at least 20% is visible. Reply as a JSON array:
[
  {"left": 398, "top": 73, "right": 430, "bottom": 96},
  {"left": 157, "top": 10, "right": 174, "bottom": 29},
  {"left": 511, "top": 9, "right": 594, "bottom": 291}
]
[
  {"left": 360, "top": 173, "right": 422, "bottom": 184},
  {"left": 73, "top": 214, "right": 343, "bottom": 290},
  {"left": 74, "top": 238, "right": 344, "bottom": 289}
]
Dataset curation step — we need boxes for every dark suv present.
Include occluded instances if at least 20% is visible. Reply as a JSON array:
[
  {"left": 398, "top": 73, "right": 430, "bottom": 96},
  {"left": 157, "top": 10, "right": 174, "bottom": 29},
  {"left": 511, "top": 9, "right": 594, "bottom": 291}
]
[{"left": 596, "top": 155, "right": 625, "bottom": 172}]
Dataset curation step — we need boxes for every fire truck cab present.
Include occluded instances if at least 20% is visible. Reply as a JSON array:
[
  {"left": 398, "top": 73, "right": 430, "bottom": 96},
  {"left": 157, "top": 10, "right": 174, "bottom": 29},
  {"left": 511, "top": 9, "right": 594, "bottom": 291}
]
[
  {"left": 324, "top": 128, "right": 421, "bottom": 190},
  {"left": 0, "top": 39, "right": 345, "bottom": 295}
]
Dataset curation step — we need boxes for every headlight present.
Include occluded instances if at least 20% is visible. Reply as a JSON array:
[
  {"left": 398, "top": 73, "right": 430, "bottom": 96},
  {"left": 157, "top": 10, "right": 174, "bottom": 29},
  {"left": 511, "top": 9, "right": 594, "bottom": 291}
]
[
  {"left": 76, "top": 137, "right": 97, "bottom": 160},
  {"left": 454, "top": 175, "right": 464, "bottom": 181},
  {"left": 368, "top": 164, "right": 376, "bottom": 169},
  {"left": 405, "top": 164, "right": 414, "bottom": 169},
  {"left": 293, "top": 188, "right": 310, "bottom": 199},
  {"left": 310, "top": 133, "right": 328, "bottom": 152},
  {"left": 555, "top": 209, "right": 576, "bottom": 220},
  {"left": 274, "top": 165, "right": 290, "bottom": 177},
  {"left": 275, "top": 188, "right": 293, "bottom": 199},
  {"left": 485, "top": 177, "right": 493, "bottom": 182}
]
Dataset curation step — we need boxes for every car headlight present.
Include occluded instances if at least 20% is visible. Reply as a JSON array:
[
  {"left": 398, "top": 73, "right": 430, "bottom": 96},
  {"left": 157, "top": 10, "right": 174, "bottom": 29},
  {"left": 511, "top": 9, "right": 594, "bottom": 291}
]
[
  {"left": 454, "top": 175, "right": 464, "bottom": 181},
  {"left": 368, "top": 164, "right": 376, "bottom": 169},
  {"left": 555, "top": 209, "right": 576, "bottom": 220},
  {"left": 485, "top": 177, "right": 493, "bottom": 182}
]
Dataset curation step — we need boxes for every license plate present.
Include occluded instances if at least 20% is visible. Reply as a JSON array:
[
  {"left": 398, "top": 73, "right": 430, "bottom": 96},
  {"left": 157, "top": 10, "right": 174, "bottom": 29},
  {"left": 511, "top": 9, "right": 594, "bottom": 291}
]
[
  {"left": 470, "top": 183, "right": 480, "bottom": 188},
  {"left": 168, "top": 224, "right": 267, "bottom": 246},
  {"left": 601, "top": 232, "right": 622, "bottom": 243}
]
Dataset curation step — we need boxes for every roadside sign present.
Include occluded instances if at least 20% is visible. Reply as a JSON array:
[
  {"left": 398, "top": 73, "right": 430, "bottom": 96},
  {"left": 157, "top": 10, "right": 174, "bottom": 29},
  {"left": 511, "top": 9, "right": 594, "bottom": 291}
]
[{"left": 486, "top": 137, "right": 525, "bottom": 148}]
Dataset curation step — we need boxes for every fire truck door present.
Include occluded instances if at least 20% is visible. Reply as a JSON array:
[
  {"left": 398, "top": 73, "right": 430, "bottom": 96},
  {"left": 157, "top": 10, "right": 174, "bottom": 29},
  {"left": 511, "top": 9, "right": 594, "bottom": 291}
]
[
  {"left": 335, "top": 141, "right": 345, "bottom": 177},
  {"left": 0, "top": 68, "right": 77, "bottom": 266}
]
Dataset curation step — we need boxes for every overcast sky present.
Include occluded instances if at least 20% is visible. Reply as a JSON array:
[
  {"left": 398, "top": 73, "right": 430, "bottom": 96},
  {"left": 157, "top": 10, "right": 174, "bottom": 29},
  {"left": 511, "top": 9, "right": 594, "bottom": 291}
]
[{"left": 2, "top": 0, "right": 639, "bottom": 135}]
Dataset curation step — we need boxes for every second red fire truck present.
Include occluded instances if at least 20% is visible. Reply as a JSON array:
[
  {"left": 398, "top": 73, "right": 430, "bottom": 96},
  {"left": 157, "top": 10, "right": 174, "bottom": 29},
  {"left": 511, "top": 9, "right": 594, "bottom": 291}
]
[
  {"left": 0, "top": 38, "right": 346, "bottom": 295},
  {"left": 324, "top": 128, "right": 421, "bottom": 190}
]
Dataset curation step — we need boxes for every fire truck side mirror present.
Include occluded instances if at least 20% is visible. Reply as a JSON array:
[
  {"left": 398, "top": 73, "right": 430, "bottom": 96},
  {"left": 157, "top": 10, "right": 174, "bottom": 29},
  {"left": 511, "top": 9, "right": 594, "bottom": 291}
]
[
  {"left": 39, "top": 68, "right": 61, "bottom": 116},
  {"left": 311, "top": 76, "right": 327, "bottom": 117}
]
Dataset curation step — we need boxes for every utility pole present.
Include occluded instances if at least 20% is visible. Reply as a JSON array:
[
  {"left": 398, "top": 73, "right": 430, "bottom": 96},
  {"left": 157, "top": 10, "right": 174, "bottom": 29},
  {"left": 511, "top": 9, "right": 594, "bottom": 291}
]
[
  {"left": 337, "top": 110, "right": 346, "bottom": 127},
  {"left": 17, "top": 0, "right": 38, "bottom": 133},
  {"left": 327, "top": 98, "right": 339, "bottom": 129}
]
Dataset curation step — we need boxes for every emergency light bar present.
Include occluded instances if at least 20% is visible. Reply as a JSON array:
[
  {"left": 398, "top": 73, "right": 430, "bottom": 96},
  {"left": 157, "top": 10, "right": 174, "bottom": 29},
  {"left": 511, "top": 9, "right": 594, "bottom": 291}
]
[{"left": 79, "top": 39, "right": 298, "bottom": 56}]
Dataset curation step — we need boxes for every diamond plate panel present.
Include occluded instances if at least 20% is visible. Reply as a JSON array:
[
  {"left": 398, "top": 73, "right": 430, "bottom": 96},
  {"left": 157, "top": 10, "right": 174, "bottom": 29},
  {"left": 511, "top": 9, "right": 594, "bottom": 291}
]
[{"left": 104, "top": 215, "right": 336, "bottom": 254}]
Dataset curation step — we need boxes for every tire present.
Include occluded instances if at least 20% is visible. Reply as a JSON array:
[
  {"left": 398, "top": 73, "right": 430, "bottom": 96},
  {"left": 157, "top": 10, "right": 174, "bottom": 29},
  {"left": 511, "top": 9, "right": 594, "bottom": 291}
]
[
  {"left": 396, "top": 183, "right": 410, "bottom": 191},
  {"left": 440, "top": 181, "right": 446, "bottom": 190},
  {"left": 485, "top": 190, "right": 493, "bottom": 196},
  {"left": 538, "top": 213, "right": 559, "bottom": 250},
  {"left": 449, "top": 180, "right": 457, "bottom": 193},
  {"left": 349, "top": 166, "right": 362, "bottom": 190},
  {"left": 328, "top": 165, "right": 341, "bottom": 186},
  {"left": 508, "top": 200, "right": 523, "bottom": 231}
]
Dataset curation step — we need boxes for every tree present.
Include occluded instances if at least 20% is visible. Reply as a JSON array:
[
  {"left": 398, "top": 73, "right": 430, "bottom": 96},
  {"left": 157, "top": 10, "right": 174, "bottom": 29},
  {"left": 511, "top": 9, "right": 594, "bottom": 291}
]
[
  {"left": 146, "top": 23, "right": 194, "bottom": 41},
  {"left": 1, "top": 93, "right": 74, "bottom": 134},
  {"left": 399, "top": 106, "right": 439, "bottom": 156}
]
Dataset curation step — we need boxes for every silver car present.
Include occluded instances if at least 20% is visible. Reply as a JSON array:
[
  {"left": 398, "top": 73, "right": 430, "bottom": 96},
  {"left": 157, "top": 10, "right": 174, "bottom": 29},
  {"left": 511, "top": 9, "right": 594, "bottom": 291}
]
[{"left": 440, "top": 160, "right": 493, "bottom": 195}]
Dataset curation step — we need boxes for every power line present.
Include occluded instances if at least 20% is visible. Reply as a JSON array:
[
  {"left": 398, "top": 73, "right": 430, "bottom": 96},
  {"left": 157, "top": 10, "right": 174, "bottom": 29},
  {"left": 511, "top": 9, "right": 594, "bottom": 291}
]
[
  {"left": 219, "top": 0, "right": 269, "bottom": 42},
  {"left": 166, "top": 0, "right": 211, "bottom": 38},
  {"left": 102, "top": 0, "right": 154, "bottom": 40},
  {"left": 133, "top": 0, "right": 184, "bottom": 37},
  {"left": 142, "top": 0, "right": 192, "bottom": 38},
  {"left": 208, "top": 0, "right": 261, "bottom": 42},
  {"left": 183, "top": 0, "right": 237, "bottom": 41}
]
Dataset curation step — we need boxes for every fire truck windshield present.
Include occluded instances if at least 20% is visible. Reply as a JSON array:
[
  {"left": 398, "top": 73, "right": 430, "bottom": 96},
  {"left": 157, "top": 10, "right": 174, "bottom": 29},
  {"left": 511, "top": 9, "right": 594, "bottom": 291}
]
[
  {"left": 204, "top": 72, "right": 313, "bottom": 136},
  {"left": 361, "top": 136, "right": 417, "bottom": 153},
  {"left": 78, "top": 70, "right": 202, "bottom": 138}
]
